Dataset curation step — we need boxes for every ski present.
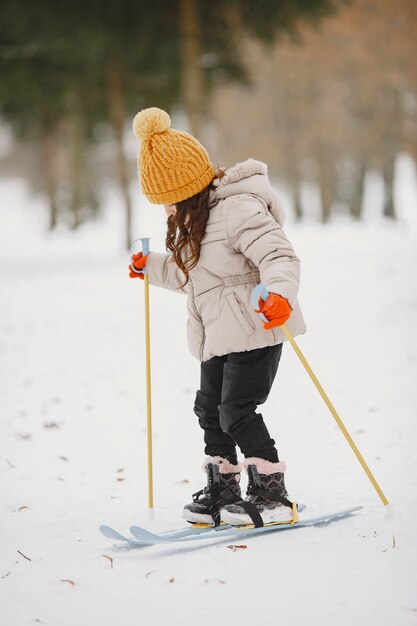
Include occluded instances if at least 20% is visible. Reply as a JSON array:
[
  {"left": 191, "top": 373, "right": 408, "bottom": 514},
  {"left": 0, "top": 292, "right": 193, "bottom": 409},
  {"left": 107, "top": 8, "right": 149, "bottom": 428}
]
[
  {"left": 99, "top": 521, "right": 232, "bottom": 545},
  {"left": 99, "top": 504, "right": 307, "bottom": 545},
  {"left": 127, "top": 506, "right": 363, "bottom": 545},
  {"left": 100, "top": 525, "right": 148, "bottom": 545}
]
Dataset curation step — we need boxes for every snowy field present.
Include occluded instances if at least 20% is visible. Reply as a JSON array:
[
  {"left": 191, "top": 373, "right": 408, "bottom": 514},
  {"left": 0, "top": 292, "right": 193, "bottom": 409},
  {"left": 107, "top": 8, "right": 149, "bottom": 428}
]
[{"left": 1, "top": 164, "right": 417, "bottom": 626}]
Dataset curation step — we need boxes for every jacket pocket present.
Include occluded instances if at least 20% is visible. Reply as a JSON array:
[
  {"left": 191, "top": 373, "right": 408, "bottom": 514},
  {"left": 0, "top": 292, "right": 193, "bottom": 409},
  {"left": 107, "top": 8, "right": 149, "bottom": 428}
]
[{"left": 226, "top": 292, "right": 255, "bottom": 336}]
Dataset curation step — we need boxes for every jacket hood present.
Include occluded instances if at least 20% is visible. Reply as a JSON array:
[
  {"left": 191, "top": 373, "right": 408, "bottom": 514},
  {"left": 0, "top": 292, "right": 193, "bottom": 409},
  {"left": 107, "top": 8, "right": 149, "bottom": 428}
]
[{"left": 208, "top": 158, "right": 286, "bottom": 226}]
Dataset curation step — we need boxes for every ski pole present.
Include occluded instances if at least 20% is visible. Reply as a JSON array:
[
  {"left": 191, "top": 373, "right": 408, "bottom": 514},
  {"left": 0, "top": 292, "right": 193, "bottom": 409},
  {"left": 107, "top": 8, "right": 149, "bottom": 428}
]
[
  {"left": 130, "top": 237, "right": 153, "bottom": 509},
  {"left": 251, "top": 284, "right": 389, "bottom": 507}
]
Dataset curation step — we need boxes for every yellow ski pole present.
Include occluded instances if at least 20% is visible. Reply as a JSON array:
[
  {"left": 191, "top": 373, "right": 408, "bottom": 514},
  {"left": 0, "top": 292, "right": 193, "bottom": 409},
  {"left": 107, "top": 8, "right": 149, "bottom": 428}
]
[
  {"left": 131, "top": 238, "right": 153, "bottom": 510},
  {"left": 252, "top": 284, "right": 388, "bottom": 506}
]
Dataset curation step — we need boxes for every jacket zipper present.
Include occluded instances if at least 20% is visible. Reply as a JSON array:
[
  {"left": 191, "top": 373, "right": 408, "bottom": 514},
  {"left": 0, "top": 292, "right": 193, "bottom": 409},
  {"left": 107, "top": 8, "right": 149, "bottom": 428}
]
[
  {"left": 234, "top": 293, "right": 255, "bottom": 332},
  {"left": 193, "top": 302, "right": 205, "bottom": 361},
  {"left": 200, "top": 326, "right": 206, "bottom": 361}
]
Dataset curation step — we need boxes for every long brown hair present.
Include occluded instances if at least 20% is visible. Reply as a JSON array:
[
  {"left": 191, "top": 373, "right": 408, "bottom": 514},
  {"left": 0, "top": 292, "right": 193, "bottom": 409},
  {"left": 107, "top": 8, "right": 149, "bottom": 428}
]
[{"left": 165, "top": 168, "right": 225, "bottom": 287}]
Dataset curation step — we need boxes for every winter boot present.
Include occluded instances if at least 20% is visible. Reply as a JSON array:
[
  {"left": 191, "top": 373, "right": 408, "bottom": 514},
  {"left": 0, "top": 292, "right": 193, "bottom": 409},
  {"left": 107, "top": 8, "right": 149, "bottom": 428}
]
[
  {"left": 183, "top": 456, "right": 242, "bottom": 526},
  {"left": 221, "top": 458, "right": 295, "bottom": 527}
]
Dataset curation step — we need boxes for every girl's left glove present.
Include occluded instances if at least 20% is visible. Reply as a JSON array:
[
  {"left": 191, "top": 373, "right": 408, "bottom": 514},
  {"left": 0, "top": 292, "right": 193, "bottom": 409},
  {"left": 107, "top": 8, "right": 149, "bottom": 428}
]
[
  {"left": 128, "top": 252, "right": 148, "bottom": 279},
  {"left": 255, "top": 293, "right": 291, "bottom": 329}
]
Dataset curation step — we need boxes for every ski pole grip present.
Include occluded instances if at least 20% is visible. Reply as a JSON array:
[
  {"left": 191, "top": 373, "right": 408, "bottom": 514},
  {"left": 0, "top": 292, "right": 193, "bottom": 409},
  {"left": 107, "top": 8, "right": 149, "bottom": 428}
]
[
  {"left": 251, "top": 283, "right": 270, "bottom": 323},
  {"left": 130, "top": 237, "right": 151, "bottom": 275}
]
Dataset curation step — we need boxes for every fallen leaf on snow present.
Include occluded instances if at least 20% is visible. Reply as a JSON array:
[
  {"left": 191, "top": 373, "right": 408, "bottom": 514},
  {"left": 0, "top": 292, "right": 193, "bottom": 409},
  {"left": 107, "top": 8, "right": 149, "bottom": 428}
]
[
  {"left": 227, "top": 545, "right": 248, "bottom": 551},
  {"left": 103, "top": 555, "right": 114, "bottom": 568},
  {"left": 17, "top": 550, "right": 31, "bottom": 561},
  {"left": 58, "top": 456, "right": 69, "bottom": 462},
  {"left": 43, "top": 421, "right": 60, "bottom": 429},
  {"left": 17, "top": 506, "right": 31, "bottom": 512},
  {"left": 169, "top": 578, "right": 175, "bottom": 583},
  {"left": 145, "top": 570, "right": 155, "bottom": 578},
  {"left": 16, "top": 433, "right": 31, "bottom": 440},
  {"left": 60, "top": 579, "right": 75, "bottom": 587},
  {"left": 6, "top": 458, "right": 15, "bottom": 468},
  {"left": 205, "top": 578, "right": 227, "bottom": 584},
  {"left": 176, "top": 479, "right": 190, "bottom": 484},
  {"left": 116, "top": 477, "right": 125, "bottom": 482}
]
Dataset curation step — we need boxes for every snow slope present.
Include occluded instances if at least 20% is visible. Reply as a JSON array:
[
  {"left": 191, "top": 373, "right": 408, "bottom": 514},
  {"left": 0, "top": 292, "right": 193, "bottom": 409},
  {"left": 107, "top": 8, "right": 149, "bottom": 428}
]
[{"left": 1, "top": 178, "right": 417, "bottom": 626}]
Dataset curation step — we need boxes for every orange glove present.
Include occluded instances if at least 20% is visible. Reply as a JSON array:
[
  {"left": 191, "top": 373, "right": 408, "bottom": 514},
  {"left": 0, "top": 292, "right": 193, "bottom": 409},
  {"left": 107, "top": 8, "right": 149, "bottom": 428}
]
[
  {"left": 128, "top": 252, "right": 148, "bottom": 280},
  {"left": 255, "top": 293, "right": 291, "bottom": 329}
]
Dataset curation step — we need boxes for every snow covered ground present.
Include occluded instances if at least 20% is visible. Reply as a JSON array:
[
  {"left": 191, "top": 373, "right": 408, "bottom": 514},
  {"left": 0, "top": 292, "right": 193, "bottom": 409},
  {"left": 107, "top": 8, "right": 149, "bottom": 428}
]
[{"left": 1, "top": 169, "right": 417, "bottom": 626}]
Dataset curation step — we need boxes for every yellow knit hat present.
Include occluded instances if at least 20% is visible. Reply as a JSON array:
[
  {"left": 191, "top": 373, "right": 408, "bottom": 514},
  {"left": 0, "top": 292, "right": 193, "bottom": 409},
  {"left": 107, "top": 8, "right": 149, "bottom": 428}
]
[{"left": 132, "top": 107, "right": 215, "bottom": 205}]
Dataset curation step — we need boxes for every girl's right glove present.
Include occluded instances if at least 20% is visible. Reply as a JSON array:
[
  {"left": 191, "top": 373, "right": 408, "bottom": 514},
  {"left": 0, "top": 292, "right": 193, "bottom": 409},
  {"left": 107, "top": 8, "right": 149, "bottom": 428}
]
[
  {"left": 255, "top": 293, "right": 291, "bottom": 329},
  {"left": 128, "top": 252, "right": 148, "bottom": 279}
]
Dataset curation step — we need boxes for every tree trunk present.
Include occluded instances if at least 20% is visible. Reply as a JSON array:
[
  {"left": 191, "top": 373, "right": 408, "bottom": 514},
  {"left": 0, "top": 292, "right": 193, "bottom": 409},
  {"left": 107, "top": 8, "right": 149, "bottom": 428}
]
[
  {"left": 350, "top": 159, "right": 366, "bottom": 220},
  {"left": 41, "top": 127, "right": 59, "bottom": 230},
  {"left": 69, "top": 100, "right": 84, "bottom": 230},
  {"left": 318, "top": 152, "right": 333, "bottom": 223},
  {"left": 291, "top": 179, "right": 303, "bottom": 221},
  {"left": 382, "top": 158, "right": 396, "bottom": 219},
  {"left": 179, "top": 0, "right": 203, "bottom": 138},
  {"left": 108, "top": 64, "right": 132, "bottom": 249}
]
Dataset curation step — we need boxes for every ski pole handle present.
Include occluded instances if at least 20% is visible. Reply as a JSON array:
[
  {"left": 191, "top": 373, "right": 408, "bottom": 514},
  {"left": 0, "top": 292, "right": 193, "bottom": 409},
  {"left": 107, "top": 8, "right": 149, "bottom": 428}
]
[
  {"left": 130, "top": 237, "right": 150, "bottom": 275},
  {"left": 251, "top": 283, "right": 270, "bottom": 322}
]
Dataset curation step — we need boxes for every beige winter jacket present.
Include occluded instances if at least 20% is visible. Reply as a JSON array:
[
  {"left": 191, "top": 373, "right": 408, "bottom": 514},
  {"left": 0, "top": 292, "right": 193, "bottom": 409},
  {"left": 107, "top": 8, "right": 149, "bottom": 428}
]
[{"left": 145, "top": 159, "right": 306, "bottom": 362}]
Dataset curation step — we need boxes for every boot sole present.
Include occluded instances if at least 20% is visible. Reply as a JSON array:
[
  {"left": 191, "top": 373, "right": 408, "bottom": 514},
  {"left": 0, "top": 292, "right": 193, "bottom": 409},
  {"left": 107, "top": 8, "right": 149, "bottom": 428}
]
[
  {"left": 221, "top": 505, "right": 293, "bottom": 527},
  {"left": 182, "top": 510, "right": 214, "bottom": 525}
]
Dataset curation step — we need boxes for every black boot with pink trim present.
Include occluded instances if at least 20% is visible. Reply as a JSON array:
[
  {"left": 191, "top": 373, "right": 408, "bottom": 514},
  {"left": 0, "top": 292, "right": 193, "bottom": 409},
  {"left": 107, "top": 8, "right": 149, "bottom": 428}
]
[
  {"left": 221, "top": 458, "right": 295, "bottom": 527},
  {"left": 183, "top": 456, "right": 242, "bottom": 526}
]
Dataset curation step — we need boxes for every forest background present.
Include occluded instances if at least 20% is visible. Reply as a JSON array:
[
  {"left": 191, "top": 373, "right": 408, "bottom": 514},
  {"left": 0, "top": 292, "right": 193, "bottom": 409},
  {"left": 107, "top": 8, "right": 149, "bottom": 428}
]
[{"left": 1, "top": 0, "right": 416, "bottom": 246}]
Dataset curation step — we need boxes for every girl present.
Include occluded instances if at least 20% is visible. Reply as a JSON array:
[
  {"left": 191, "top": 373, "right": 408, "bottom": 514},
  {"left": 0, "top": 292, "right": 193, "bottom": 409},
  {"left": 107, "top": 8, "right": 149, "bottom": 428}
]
[{"left": 129, "top": 107, "right": 306, "bottom": 528}]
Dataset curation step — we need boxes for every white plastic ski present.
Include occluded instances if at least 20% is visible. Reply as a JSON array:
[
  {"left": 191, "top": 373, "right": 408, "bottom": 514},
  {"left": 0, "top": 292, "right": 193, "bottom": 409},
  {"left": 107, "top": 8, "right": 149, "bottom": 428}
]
[
  {"left": 99, "top": 522, "right": 231, "bottom": 545},
  {"left": 128, "top": 506, "right": 362, "bottom": 544},
  {"left": 100, "top": 506, "right": 362, "bottom": 546},
  {"left": 99, "top": 504, "right": 307, "bottom": 545}
]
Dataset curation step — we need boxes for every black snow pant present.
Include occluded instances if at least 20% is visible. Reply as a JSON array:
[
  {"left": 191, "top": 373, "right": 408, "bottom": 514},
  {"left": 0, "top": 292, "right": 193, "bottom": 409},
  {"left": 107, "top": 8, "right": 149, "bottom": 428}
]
[{"left": 193, "top": 344, "right": 283, "bottom": 465}]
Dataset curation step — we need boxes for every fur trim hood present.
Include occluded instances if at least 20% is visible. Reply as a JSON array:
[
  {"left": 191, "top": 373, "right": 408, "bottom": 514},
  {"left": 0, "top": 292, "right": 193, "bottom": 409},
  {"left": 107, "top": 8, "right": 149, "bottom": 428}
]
[{"left": 209, "top": 158, "right": 287, "bottom": 226}]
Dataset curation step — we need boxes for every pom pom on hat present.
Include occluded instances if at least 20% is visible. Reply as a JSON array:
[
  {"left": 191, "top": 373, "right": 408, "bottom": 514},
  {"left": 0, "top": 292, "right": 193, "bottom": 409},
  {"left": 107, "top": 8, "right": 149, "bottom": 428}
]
[{"left": 132, "top": 107, "right": 171, "bottom": 141}]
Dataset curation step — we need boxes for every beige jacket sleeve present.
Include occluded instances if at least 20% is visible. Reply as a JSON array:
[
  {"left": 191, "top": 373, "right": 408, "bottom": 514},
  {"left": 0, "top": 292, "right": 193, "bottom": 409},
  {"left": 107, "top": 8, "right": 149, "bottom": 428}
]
[
  {"left": 145, "top": 252, "right": 190, "bottom": 295},
  {"left": 226, "top": 196, "right": 301, "bottom": 308}
]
